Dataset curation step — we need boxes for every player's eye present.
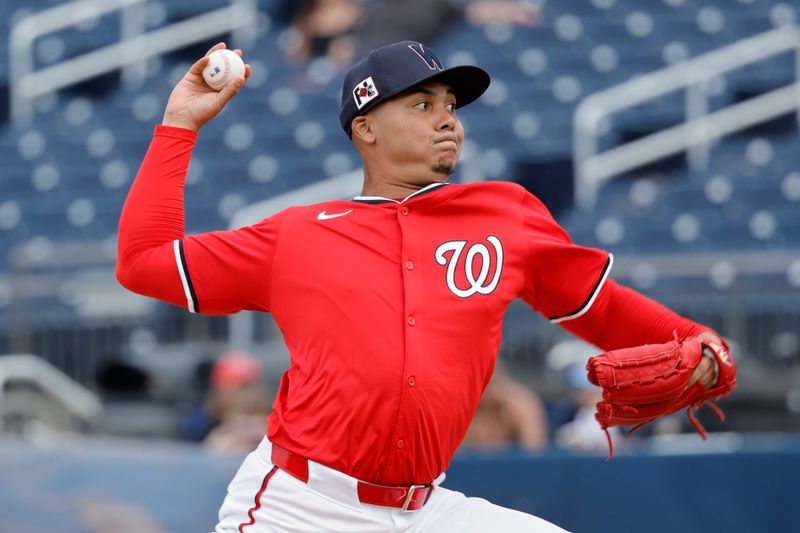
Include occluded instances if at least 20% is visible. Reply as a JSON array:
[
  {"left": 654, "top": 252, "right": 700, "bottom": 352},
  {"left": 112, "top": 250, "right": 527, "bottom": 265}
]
[
  {"left": 445, "top": 102, "right": 456, "bottom": 112},
  {"left": 414, "top": 101, "right": 431, "bottom": 110}
]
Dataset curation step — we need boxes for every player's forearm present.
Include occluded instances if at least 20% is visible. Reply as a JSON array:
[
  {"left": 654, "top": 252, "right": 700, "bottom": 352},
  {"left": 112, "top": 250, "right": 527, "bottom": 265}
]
[
  {"left": 560, "top": 279, "right": 711, "bottom": 351},
  {"left": 116, "top": 125, "right": 197, "bottom": 299}
]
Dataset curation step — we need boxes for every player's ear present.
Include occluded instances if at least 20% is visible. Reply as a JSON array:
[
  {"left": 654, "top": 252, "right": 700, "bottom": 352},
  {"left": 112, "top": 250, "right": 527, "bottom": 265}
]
[{"left": 351, "top": 116, "right": 375, "bottom": 144}]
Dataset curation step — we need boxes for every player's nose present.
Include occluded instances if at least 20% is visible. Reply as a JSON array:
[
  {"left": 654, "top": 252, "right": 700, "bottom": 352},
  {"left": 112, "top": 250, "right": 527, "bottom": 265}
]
[{"left": 437, "top": 108, "right": 456, "bottom": 131}]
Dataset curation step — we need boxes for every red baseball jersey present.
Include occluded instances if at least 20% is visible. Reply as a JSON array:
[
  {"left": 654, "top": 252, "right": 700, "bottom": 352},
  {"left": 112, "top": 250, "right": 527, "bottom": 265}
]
[{"left": 118, "top": 127, "right": 613, "bottom": 486}]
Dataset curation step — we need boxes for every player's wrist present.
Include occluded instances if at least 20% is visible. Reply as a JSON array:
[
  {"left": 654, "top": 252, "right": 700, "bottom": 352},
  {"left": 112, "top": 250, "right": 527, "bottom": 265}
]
[
  {"left": 162, "top": 112, "right": 201, "bottom": 132},
  {"left": 695, "top": 331, "right": 729, "bottom": 387}
]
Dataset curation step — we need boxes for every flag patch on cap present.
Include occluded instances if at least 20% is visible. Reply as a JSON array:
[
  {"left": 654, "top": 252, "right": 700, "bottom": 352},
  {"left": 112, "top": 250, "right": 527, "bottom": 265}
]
[{"left": 353, "top": 76, "right": 379, "bottom": 110}]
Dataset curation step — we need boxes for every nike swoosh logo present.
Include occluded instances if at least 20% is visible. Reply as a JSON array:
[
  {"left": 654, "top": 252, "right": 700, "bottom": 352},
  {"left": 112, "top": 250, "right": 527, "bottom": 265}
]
[{"left": 317, "top": 209, "right": 353, "bottom": 220}]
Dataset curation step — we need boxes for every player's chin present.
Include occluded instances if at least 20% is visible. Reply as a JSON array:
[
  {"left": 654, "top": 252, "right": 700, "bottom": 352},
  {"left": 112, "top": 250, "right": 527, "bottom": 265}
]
[
  {"left": 433, "top": 154, "right": 459, "bottom": 176},
  {"left": 431, "top": 160, "right": 456, "bottom": 177}
]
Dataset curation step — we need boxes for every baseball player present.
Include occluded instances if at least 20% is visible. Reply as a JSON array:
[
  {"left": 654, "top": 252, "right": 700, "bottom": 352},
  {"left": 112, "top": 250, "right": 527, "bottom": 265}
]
[{"left": 117, "top": 41, "right": 733, "bottom": 532}]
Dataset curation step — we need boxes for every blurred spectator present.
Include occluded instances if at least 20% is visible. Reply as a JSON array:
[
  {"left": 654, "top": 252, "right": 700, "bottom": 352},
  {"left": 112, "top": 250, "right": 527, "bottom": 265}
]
[
  {"left": 183, "top": 351, "right": 272, "bottom": 454},
  {"left": 352, "top": 0, "right": 538, "bottom": 55},
  {"left": 553, "top": 362, "right": 623, "bottom": 453},
  {"left": 282, "top": 0, "right": 365, "bottom": 65},
  {"left": 280, "top": 0, "right": 538, "bottom": 70},
  {"left": 462, "top": 362, "right": 548, "bottom": 451}
]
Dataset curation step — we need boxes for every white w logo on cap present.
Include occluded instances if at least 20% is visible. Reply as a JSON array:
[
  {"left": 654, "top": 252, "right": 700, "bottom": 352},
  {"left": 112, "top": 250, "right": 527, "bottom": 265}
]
[{"left": 408, "top": 43, "right": 443, "bottom": 71}]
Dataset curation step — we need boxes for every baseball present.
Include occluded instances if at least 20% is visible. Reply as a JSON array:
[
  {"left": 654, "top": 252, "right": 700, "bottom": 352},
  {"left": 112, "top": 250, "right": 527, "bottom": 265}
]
[{"left": 202, "top": 49, "right": 246, "bottom": 91}]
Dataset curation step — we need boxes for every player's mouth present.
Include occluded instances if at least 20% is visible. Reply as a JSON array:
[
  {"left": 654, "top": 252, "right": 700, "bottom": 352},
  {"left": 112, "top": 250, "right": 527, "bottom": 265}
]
[
  {"left": 434, "top": 136, "right": 460, "bottom": 152},
  {"left": 433, "top": 135, "right": 459, "bottom": 145}
]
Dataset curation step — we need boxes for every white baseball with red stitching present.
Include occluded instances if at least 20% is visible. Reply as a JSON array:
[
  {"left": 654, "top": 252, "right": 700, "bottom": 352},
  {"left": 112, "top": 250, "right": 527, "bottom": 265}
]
[{"left": 202, "top": 49, "right": 245, "bottom": 91}]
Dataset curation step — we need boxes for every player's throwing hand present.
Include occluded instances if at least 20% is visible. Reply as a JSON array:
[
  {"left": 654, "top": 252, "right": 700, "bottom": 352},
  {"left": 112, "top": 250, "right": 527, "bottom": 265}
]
[{"left": 162, "top": 43, "right": 251, "bottom": 132}]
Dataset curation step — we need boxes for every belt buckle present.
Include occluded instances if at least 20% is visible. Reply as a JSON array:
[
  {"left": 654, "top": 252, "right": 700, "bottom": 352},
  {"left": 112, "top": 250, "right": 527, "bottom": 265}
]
[{"left": 401, "top": 484, "right": 429, "bottom": 512}]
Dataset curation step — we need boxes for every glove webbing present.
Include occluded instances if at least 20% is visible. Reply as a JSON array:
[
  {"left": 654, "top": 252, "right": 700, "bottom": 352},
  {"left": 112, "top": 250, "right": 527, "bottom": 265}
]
[{"left": 600, "top": 398, "right": 727, "bottom": 459}]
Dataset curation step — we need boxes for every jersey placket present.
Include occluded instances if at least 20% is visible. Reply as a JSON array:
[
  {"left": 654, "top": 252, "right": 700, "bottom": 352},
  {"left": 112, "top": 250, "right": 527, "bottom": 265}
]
[{"left": 389, "top": 201, "right": 424, "bottom": 474}]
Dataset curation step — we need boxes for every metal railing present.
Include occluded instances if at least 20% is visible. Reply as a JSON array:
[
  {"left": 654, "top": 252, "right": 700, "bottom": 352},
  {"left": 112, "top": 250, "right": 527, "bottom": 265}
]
[
  {"left": 573, "top": 24, "right": 800, "bottom": 209},
  {"left": 0, "top": 354, "right": 103, "bottom": 434},
  {"left": 9, "top": 0, "right": 258, "bottom": 124}
]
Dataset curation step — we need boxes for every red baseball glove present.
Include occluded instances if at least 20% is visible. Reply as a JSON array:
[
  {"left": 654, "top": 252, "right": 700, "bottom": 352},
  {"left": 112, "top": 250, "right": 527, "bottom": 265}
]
[{"left": 586, "top": 332, "right": 736, "bottom": 458}]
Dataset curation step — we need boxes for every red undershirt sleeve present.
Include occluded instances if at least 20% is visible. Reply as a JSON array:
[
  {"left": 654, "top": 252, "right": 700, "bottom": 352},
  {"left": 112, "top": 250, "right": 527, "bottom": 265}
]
[
  {"left": 116, "top": 125, "right": 280, "bottom": 315},
  {"left": 558, "top": 278, "right": 714, "bottom": 351},
  {"left": 515, "top": 190, "right": 718, "bottom": 349}
]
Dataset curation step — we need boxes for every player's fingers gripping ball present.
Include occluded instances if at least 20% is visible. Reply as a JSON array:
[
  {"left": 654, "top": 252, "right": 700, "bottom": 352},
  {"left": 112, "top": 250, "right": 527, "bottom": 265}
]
[
  {"left": 203, "top": 49, "right": 246, "bottom": 91},
  {"left": 586, "top": 332, "right": 736, "bottom": 457}
]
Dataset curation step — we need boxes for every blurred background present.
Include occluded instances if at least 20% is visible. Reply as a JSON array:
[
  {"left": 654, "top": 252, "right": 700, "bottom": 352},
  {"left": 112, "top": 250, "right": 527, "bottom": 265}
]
[{"left": 1, "top": 0, "right": 799, "bottom": 531}]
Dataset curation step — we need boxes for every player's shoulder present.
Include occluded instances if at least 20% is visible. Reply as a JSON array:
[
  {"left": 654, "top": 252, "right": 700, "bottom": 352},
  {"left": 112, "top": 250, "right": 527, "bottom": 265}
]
[
  {"left": 259, "top": 200, "right": 354, "bottom": 224},
  {"left": 285, "top": 199, "right": 353, "bottom": 214},
  {"left": 454, "top": 181, "right": 554, "bottom": 220},
  {"left": 456, "top": 180, "right": 530, "bottom": 202},
  {"left": 290, "top": 199, "right": 352, "bottom": 212}
]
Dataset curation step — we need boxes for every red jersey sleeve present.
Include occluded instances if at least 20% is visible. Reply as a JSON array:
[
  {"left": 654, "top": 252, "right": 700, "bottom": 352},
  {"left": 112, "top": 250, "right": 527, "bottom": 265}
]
[
  {"left": 117, "top": 125, "right": 282, "bottom": 315},
  {"left": 518, "top": 191, "right": 612, "bottom": 322},
  {"left": 178, "top": 218, "right": 283, "bottom": 314},
  {"left": 559, "top": 279, "right": 712, "bottom": 351}
]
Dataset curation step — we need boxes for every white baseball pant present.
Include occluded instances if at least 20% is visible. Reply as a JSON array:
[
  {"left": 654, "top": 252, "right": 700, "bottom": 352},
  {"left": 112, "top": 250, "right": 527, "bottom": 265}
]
[{"left": 214, "top": 437, "right": 569, "bottom": 533}]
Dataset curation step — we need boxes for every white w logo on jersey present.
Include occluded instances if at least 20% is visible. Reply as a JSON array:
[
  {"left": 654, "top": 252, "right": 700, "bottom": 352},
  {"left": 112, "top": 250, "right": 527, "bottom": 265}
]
[{"left": 435, "top": 236, "right": 504, "bottom": 298}]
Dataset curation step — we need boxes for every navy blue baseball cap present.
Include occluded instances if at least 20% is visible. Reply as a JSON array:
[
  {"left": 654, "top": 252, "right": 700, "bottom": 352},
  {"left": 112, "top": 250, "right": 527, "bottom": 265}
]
[{"left": 339, "top": 41, "right": 491, "bottom": 137}]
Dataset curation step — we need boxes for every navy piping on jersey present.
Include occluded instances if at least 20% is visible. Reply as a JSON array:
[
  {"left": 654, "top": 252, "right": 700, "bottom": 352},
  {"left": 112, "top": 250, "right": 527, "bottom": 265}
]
[
  {"left": 352, "top": 182, "right": 448, "bottom": 204},
  {"left": 549, "top": 253, "right": 614, "bottom": 324},
  {"left": 353, "top": 198, "right": 396, "bottom": 205},
  {"left": 173, "top": 239, "right": 199, "bottom": 314}
]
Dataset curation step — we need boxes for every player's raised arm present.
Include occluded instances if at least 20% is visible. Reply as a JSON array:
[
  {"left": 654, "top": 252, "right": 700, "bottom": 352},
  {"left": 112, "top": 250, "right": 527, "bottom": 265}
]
[{"left": 117, "top": 45, "right": 276, "bottom": 315}]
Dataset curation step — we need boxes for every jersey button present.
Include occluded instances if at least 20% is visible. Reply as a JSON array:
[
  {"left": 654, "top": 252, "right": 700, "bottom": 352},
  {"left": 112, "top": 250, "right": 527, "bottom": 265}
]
[
  {"left": 408, "top": 376, "right": 416, "bottom": 387},
  {"left": 407, "top": 315, "right": 416, "bottom": 326},
  {"left": 405, "top": 260, "right": 414, "bottom": 270},
  {"left": 397, "top": 439, "right": 405, "bottom": 449},
  {"left": 401, "top": 206, "right": 409, "bottom": 216}
]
